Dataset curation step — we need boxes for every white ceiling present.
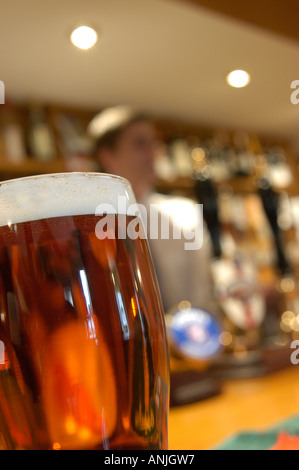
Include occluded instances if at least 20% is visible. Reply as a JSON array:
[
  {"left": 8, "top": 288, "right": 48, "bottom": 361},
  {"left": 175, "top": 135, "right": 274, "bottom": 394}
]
[{"left": 1, "top": 0, "right": 299, "bottom": 147}]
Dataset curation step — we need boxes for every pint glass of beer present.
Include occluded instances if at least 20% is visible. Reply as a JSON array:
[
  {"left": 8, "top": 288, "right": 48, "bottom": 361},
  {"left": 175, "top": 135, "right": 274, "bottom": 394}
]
[{"left": 0, "top": 173, "right": 169, "bottom": 450}]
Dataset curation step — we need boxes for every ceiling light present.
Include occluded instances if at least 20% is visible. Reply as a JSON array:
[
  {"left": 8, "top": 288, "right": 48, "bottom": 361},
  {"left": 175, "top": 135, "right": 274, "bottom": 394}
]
[
  {"left": 226, "top": 70, "right": 250, "bottom": 88},
  {"left": 70, "top": 26, "right": 98, "bottom": 50}
]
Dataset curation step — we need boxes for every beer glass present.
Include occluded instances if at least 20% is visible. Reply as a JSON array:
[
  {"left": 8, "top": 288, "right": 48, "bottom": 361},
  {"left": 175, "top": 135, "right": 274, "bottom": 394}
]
[{"left": 0, "top": 173, "right": 169, "bottom": 450}]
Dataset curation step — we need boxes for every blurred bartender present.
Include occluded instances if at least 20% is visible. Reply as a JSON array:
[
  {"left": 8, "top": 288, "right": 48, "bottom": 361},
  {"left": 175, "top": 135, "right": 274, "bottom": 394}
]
[{"left": 88, "top": 106, "right": 216, "bottom": 315}]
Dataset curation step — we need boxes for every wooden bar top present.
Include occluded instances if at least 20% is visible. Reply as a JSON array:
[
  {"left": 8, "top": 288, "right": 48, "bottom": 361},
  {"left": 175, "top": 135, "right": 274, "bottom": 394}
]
[{"left": 168, "top": 367, "right": 299, "bottom": 450}]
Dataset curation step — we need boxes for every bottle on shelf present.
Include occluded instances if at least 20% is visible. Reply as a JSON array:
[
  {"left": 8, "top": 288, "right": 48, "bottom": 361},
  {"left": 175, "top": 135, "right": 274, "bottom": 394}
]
[
  {"left": 154, "top": 140, "right": 178, "bottom": 181},
  {"left": 168, "top": 136, "right": 193, "bottom": 178},
  {"left": 264, "top": 145, "right": 293, "bottom": 189},
  {"left": 27, "top": 103, "right": 56, "bottom": 161},
  {"left": 52, "top": 111, "right": 95, "bottom": 171},
  {"left": 0, "top": 102, "right": 26, "bottom": 164},
  {"left": 232, "top": 131, "right": 255, "bottom": 177}
]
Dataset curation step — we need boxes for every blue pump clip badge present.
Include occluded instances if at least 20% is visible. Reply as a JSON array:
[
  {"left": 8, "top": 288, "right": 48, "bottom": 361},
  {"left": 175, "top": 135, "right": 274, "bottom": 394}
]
[{"left": 167, "top": 307, "right": 223, "bottom": 360}]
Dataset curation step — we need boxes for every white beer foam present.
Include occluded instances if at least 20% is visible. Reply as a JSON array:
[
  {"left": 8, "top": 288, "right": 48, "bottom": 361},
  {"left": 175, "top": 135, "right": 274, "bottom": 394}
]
[{"left": 0, "top": 173, "right": 136, "bottom": 227}]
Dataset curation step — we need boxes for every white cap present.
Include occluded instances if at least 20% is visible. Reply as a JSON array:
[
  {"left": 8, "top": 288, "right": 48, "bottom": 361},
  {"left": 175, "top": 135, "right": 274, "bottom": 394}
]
[{"left": 87, "top": 105, "right": 138, "bottom": 140}]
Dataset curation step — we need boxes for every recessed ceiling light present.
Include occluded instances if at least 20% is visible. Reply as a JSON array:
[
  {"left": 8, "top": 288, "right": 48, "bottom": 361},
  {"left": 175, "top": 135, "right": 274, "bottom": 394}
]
[
  {"left": 70, "top": 26, "right": 98, "bottom": 50},
  {"left": 226, "top": 70, "right": 251, "bottom": 88}
]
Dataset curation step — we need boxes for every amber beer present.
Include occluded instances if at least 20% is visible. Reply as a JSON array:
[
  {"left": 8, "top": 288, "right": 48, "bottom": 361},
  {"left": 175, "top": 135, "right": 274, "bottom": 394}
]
[{"left": 0, "top": 173, "right": 169, "bottom": 450}]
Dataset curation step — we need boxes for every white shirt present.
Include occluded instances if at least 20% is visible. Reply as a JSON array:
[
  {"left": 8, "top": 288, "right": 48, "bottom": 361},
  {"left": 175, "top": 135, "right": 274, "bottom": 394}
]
[{"left": 142, "top": 192, "right": 216, "bottom": 315}]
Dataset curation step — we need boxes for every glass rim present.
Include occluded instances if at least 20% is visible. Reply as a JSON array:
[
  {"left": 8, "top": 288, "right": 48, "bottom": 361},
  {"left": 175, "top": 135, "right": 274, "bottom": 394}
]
[
  {"left": 0, "top": 171, "right": 136, "bottom": 227},
  {"left": 0, "top": 171, "right": 131, "bottom": 187}
]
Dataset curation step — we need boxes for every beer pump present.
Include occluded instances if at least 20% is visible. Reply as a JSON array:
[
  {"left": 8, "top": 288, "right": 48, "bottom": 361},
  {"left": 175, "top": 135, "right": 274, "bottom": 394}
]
[{"left": 191, "top": 142, "right": 293, "bottom": 378}]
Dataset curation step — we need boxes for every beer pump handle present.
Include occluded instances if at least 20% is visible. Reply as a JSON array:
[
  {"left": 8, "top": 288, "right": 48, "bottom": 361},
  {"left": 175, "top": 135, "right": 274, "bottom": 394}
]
[
  {"left": 258, "top": 179, "right": 291, "bottom": 276},
  {"left": 194, "top": 177, "right": 222, "bottom": 259}
]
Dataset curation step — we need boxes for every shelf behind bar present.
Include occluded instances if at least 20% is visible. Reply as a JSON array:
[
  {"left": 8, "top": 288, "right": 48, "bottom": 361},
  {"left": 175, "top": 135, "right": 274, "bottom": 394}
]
[
  {"left": 155, "top": 175, "right": 299, "bottom": 196},
  {"left": 0, "top": 158, "right": 66, "bottom": 181},
  {"left": 0, "top": 159, "right": 297, "bottom": 196}
]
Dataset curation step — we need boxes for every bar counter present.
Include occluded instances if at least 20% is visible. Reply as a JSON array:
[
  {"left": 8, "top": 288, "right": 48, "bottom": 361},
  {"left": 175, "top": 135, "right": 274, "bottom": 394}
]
[{"left": 169, "top": 367, "right": 299, "bottom": 450}]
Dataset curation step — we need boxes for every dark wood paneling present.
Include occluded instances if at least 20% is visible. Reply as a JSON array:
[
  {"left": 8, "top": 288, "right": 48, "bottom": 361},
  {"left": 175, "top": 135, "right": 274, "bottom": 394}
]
[{"left": 176, "top": 0, "right": 299, "bottom": 43}]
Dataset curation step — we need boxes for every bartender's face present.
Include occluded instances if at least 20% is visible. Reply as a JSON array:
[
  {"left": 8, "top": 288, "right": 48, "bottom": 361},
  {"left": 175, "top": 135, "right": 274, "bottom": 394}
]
[{"left": 100, "top": 121, "right": 158, "bottom": 187}]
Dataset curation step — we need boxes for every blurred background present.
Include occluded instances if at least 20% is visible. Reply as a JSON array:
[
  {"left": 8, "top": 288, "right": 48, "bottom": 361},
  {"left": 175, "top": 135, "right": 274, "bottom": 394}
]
[{"left": 1, "top": 0, "right": 299, "bottom": 451}]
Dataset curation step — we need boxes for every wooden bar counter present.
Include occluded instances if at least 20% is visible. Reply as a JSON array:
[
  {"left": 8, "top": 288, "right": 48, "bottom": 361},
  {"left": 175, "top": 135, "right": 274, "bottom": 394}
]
[{"left": 168, "top": 367, "right": 299, "bottom": 450}]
